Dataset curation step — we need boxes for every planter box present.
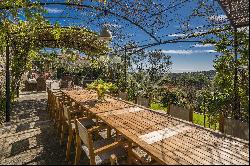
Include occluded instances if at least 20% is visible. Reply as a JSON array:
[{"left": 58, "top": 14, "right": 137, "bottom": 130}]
[
  {"left": 118, "top": 92, "right": 128, "bottom": 100},
  {"left": 224, "top": 118, "right": 249, "bottom": 140},
  {"left": 169, "top": 104, "right": 193, "bottom": 122},
  {"left": 136, "top": 96, "right": 150, "bottom": 107}
]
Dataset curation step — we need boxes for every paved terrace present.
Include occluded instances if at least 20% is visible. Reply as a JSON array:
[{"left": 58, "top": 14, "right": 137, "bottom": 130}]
[{"left": 0, "top": 91, "right": 88, "bottom": 165}]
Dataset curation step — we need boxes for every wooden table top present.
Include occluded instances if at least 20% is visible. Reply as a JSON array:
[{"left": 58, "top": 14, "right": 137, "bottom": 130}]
[
  {"left": 61, "top": 89, "right": 249, "bottom": 165},
  {"left": 98, "top": 107, "right": 249, "bottom": 165},
  {"left": 61, "top": 89, "right": 132, "bottom": 114}
]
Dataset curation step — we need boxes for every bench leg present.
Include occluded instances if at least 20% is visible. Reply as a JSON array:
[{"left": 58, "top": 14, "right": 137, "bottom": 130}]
[
  {"left": 127, "top": 142, "right": 132, "bottom": 165},
  {"left": 74, "top": 135, "right": 82, "bottom": 165},
  {"left": 60, "top": 122, "right": 66, "bottom": 146},
  {"left": 57, "top": 110, "right": 63, "bottom": 136},
  {"left": 107, "top": 126, "right": 111, "bottom": 139}
]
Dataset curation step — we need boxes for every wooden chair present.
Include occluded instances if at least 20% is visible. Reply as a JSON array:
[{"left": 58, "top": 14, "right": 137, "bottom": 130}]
[
  {"left": 47, "top": 88, "right": 60, "bottom": 118},
  {"left": 50, "top": 90, "right": 63, "bottom": 123},
  {"left": 50, "top": 91, "right": 71, "bottom": 136},
  {"left": 62, "top": 103, "right": 96, "bottom": 162},
  {"left": 53, "top": 92, "right": 65, "bottom": 129},
  {"left": 57, "top": 94, "right": 75, "bottom": 135},
  {"left": 74, "top": 119, "right": 127, "bottom": 165},
  {"left": 47, "top": 88, "right": 53, "bottom": 117},
  {"left": 168, "top": 104, "right": 193, "bottom": 122}
]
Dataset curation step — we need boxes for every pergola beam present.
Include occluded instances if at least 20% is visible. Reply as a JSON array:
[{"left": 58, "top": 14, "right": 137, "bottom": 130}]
[{"left": 217, "top": 0, "right": 249, "bottom": 28}]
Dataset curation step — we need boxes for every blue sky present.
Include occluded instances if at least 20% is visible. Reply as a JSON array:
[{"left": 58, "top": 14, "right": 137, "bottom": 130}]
[{"left": 40, "top": 0, "right": 228, "bottom": 73}]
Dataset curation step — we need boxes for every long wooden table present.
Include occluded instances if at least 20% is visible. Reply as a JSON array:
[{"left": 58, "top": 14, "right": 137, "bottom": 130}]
[{"left": 61, "top": 89, "right": 249, "bottom": 165}]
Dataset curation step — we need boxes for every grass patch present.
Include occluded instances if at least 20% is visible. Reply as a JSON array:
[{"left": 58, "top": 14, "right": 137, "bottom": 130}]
[
  {"left": 193, "top": 112, "right": 219, "bottom": 130},
  {"left": 150, "top": 102, "right": 168, "bottom": 111}
]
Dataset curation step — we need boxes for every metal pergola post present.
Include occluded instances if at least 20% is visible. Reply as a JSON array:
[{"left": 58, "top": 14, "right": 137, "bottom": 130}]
[
  {"left": 5, "top": 36, "right": 11, "bottom": 122},
  {"left": 124, "top": 46, "right": 127, "bottom": 84},
  {"left": 233, "top": 27, "right": 240, "bottom": 120}
]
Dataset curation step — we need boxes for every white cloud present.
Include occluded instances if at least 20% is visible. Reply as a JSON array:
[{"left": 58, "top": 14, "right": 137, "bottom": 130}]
[
  {"left": 203, "top": 50, "right": 217, "bottom": 53},
  {"left": 168, "top": 33, "right": 187, "bottom": 37},
  {"left": 162, "top": 50, "right": 192, "bottom": 54},
  {"left": 192, "top": 44, "right": 214, "bottom": 47},
  {"left": 168, "top": 29, "right": 208, "bottom": 38},
  {"left": 105, "top": 23, "right": 122, "bottom": 28},
  {"left": 162, "top": 49, "right": 216, "bottom": 54},
  {"left": 208, "top": 15, "right": 227, "bottom": 22},
  {"left": 45, "top": 7, "right": 63, "bottom": 14}
]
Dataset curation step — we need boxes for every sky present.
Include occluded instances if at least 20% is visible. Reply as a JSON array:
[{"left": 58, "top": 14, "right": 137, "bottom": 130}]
[{"left": 39, "top": 0, "right": 228, "bottom": 73}]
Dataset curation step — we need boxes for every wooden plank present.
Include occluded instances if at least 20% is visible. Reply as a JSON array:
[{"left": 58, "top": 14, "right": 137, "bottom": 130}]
[
  {"left": 100, "top": 106, "right": 144, "bottom": 116},
  {"left": 138, "top": 124, "right": 191, "bottom": 144},
  {"left": 103, "top": 111, "right": 227, "bottom": 163},
  {"left": 133, "top": 110, "right": 248, "bottom": 161},
  {"left": 170, "top": 132, "right": 249, "bottom": 165},
  {"left": 112, "top": 111, "right": 168, "bottom": 135},
  {"left": 103, "top": 113, "right": 242, "bottom": 164},
  {"left": 186, "top": 128, "right": 249, "bottom": 156},
  {"left": 154, "top": 133, "right": 227, "bottom": 165},
  {"left": 123, "top": 108, "right": 249, "bottom": 156},
  {"left": 99, "top": 107, "right": 248, "bottom": 165},
  {"left": 181, "top": 130, "right": 249, "bottom": 163},
  {"left": 128, "top": 111, "right": 249, "bottom": 165}
]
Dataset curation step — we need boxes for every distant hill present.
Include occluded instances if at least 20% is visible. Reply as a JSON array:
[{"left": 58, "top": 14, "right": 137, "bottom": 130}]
[{"left": 170, "top": 70, "right": 216, "bottom": 80}]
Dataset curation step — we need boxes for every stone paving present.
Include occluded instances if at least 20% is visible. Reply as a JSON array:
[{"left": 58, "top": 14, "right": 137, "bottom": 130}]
[{"left": 0, "top": 91, "right": 88, "bottom": 165}]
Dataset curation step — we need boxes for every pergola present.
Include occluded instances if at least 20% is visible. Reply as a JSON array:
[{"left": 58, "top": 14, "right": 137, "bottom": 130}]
[
  {"left": 2, "top": 0, "right": 250, "bottom": 122},
  {"left": 218, "top": 0, "right": 249, "bottom": 28}
]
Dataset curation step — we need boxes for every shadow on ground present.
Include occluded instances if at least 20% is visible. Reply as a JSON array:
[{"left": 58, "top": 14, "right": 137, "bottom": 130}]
[{"left": 0, "top": 91, "right": 88, "bottom": 165}]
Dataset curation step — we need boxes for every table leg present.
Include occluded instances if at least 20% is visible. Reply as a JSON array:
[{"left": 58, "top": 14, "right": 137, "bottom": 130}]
[{"left": 127, "top": 142, "right": 132, "bottom": 165}]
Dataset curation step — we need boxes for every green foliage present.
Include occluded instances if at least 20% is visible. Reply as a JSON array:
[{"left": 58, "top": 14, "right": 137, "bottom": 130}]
[
  {"left": 203, "top": 27, "right": 249, "bottom": 121},
  {"left": 124, "top": 49, "right": 172, "bottom": 101},
  {"left": 0, "top": 0, "right": 109, "bottom": 122},
  {"left": 160, "top": 89, "right": 178, "bottom": 107}
]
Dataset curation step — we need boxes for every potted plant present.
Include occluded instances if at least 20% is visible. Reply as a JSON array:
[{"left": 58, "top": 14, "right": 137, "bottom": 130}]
[{"left": 87, "top": 79, "right": 117, "bottom": 100}]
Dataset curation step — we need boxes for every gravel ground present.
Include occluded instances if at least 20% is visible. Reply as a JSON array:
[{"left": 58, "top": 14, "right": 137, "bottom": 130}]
[{"left": 0, "top": 91, "right": 88, "bottom": 165}]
